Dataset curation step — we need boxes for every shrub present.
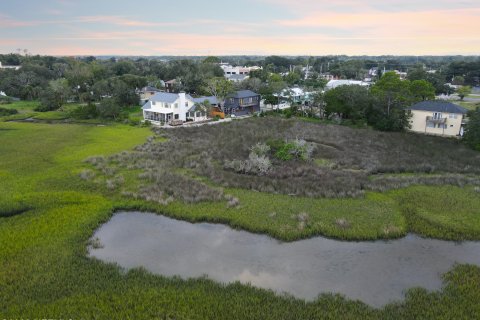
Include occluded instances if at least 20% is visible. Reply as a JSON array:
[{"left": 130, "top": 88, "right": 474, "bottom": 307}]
[
  {"left": 250, "top": 142, "right": 270, "bottom": 157},
  {"left": 0, "top": 107, "right": 18, "bottom": 116},
  {"left": 69, "top": 103, "right": 98, "bottom": 119}
]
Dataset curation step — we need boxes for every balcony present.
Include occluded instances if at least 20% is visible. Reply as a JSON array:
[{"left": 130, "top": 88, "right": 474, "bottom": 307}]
[{"left": 426, "top": 116, "right": 447, "bottom": 124}]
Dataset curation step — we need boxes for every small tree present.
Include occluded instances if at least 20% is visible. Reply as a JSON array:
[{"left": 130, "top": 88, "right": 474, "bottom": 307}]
[
  {"left": 410, "top": 80, "right": 435, "bottom": 101},
  {"left": 464, "top": 107, "right": 480, "bottom": 151},
  {"left": 452, "top": 76, "right": 465, "bottom": 86},
  {"left": 205, "top": 77, "right": 234, "bottom": 111},
  {"left": 368, "top": 72, "right": 412, "bottom": 131},
  {"left": 457, "top": 86, "right": 472, "bottom": 101},
  {"left": 97, "top": 98, "right": 122, "bottom": 120},
  {"left": 36, "top": 79, "right": 70, "bottom": 111},
  {"left": 324, "top": 85, "right": 370, "bottom": 123}
]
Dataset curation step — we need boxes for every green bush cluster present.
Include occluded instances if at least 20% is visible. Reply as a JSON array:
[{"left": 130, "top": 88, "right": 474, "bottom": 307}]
[{"left": 0, "top": 106, "right": 18, "bottom": 116}]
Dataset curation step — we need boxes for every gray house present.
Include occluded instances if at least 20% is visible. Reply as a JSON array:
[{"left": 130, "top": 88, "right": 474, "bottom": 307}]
[{"left": 223, "top": 90, "right": 260, "bottom": 116}]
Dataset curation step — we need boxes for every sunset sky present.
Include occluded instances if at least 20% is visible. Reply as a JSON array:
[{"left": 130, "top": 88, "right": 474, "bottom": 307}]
[{"left": 1, "top": 0, "right": 479, "bottom": 56}]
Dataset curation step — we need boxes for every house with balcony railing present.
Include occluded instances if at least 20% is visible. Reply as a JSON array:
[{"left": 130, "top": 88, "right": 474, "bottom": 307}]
[
  {"left": 408, "top": 101, "right": 468, "bottom": 137},
  {"left": 223, "top": 90, "right": 260, "bottom": 116}
]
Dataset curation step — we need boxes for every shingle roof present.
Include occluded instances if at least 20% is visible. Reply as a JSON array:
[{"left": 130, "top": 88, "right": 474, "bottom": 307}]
[
  {"left": 141, "top": 86, "right": 161, "bottom": 92},
  {"left": 193, "top": 96, "right": 217, "bottom": 105},
  {"left": 228, "top": 90, "right": 259, "bottom": 99},
  {"left": 227, "top": 74, "right": 249, "bottom": 81},
  {"left": 408, "top": 101, "right": 468, "bottom": 114},
  {"left": 149, "top": 92, "right": 180, "bottom": 103}
]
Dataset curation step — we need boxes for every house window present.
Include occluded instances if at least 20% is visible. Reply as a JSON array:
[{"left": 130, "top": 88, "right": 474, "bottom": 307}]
[
  {"left": 196, "top": 111, "right": 201, "bottom": 117},
  {"left": 174, "top": 103, "right": 178, "bottom": 109},
  {"left": 433, "top": 112, "right": 442, "bottom": 119},
  {"left": 152, "top": 101, "right": 156, "bottom": 105},
  {"left": 174, "top": 114, "right": 179, "bottom": 120},
  {"left": 185, "top": 102, "right": 188, "bottom": 107},
  {"left": 450, "top": 125, "right": 454, "bottom": 127},
  {"left": 449, "top": 113, "right": 457, "bottom": 119},
  {"left": 427, "top": 122, "right": 435, "bottom": 128},
  {"left": 165, "top": 103, "right": 170, "bottom": 108}
]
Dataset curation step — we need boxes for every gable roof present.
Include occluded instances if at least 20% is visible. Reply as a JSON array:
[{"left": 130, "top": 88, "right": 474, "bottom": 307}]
[
  {"left": 141, "top": 86, "right": 162, "bottom": 92},
  {"left": 408, "top": 101, "right": 468, "bottom": 114},
  {"left": 193, "top": 96, "right": 217, "bottom": 105},
  {"left": 149, "top": 92, "right": 180, "bottom": 103},
  {"left": 228, "top": 90, "right": 259, "bottom": 99}
]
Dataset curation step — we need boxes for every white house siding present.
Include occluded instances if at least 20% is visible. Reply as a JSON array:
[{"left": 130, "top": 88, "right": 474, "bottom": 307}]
[{"left": 143, "top": 92, "right": 207, "bottom": 124}]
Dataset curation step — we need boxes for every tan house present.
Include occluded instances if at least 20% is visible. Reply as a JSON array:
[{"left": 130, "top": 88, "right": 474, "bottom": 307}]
[{"left": 408, "top": 101, "right": 468, "bottom": 137}]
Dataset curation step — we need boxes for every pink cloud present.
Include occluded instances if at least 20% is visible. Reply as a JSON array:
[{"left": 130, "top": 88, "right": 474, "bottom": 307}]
[
  {"left": 276, "top": 8, "right": 480, "bottom": 40},
  {"left": 0, "top": 14, "right": 38, "bottom": 27},
  {"left": 13, "top": 30, "right": 478, "bottom": 56}
]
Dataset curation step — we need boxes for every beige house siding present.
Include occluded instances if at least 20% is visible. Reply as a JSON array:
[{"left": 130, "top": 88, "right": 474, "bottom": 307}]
[{"left": 409, "top": 110, "right": 463, "bottom": 137}]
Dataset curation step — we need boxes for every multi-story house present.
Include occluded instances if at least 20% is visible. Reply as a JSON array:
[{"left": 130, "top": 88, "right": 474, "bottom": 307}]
[
  {"left": 142, "top": 92, "right": 210, "bottom": 124},
  {"left": 138, "top": 86, "right": 163, "bottom": 104},
  {"left": 165, "top": 79, "right": 179, "bottom": 93},
  {"left": 408, "top": 101, "right": 468, "bottom": 137},
  {"left": 223, "top": 90, "right": 260, "bottom": 116}
]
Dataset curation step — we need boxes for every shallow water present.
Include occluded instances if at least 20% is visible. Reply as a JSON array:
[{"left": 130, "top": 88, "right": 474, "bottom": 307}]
[{"left": 89, "top": 211, "right": 480, "bottom": 307}]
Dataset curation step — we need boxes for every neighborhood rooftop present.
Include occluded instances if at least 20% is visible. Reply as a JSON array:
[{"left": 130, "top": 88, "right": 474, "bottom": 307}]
[
  {"left": 228, "top": 90, "right": 259, "bottom": 98},
  {"left": 408, "top": 101, "right": 468, "bottom": 114},
  {"left": 146, "top": 92, "right": 186, "bottom": 104},
  {"left": 193, "top": 96, "right": 217, "bottom": 105}
]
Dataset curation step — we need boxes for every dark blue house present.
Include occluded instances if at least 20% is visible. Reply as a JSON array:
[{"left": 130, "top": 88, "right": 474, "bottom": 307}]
[{"left": 223, "top": 90, "right": 260, "bottom": 116}]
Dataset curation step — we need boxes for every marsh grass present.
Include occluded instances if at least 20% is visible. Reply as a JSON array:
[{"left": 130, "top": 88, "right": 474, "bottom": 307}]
[
  {"left": 1, "top": 120, "right": 480, "bottom": 318},
  {"left": 91, "top": 117, "right": 480, "bottom": 203}
]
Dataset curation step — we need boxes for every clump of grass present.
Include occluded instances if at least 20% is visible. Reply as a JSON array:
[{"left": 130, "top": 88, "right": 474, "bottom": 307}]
[
  {"left": 227, "top": 198, "right": 240, "bottom": 208},
  {"left": 296, "top": 212, "right": 310, "bottom": 230},
  {"left": 79, "top": 169, "right": 95, "bottom": 180},
  {"left": 335, "top": 218, "right": 351, "bottom": 229},
  {"left": 88, "top": 237, "right": 104, "bottom": 249},
  {"left": 383, "top": 225, "right": 401, "bottom": 236}
]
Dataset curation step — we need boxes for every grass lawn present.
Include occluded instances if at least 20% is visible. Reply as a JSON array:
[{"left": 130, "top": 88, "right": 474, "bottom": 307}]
[
  {"left": 457, "top": 100, "right": 480, "bottom": 111},
  {"left": 1, "top": 120, "right": 480, "bottom": 318}
]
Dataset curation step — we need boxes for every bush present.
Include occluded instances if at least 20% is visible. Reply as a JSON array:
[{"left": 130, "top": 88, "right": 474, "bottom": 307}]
[
  {"left": 69, "top": 103, "right": 98, "bottom": 119},
  {"left": 270, "top": 138, "right": 314, "bottom": 161},
  {"left": 0, "top": 107, "right": 18, "bottom": 116}
]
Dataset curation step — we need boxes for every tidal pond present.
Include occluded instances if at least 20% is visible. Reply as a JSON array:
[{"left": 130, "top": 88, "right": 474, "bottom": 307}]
[{"left": 89, "top": 211, "right": 480, "bottom": 307}]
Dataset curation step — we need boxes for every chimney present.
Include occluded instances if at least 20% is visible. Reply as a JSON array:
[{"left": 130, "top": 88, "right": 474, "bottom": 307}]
[{"left": 179, "top": 91, "right": 186, "bottom": 108}]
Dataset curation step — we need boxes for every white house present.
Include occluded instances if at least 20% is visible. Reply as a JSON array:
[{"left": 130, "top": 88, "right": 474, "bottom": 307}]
[
  {"left": 142, "top": 92, "right": 214, "bottom": 125},
  {"left": 0, "top": 62, "right": 21, "bottom": 71}
]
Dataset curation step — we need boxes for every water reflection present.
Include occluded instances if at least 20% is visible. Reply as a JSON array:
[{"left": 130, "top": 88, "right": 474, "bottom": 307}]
[{"left": 89, "top": 211, "right": 480, "bottom": 307}]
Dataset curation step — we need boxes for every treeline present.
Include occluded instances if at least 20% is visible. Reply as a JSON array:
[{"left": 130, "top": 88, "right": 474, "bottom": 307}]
[
  {"left": 0, "top": 54, "right": 224, "bottom": 113},
  {"left": 219, "top": 55, "right": 480, "bottom": 87},
  {"left": 321, "top": 72, "right": 434, "bottom": 131}
]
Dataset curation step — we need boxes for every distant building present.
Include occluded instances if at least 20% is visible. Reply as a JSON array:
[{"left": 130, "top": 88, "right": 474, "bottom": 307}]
[
  {"left": 407, "top": 101, "right": 468, "bottom": 137},
  {"left": 219, "top": 63, "right": 261, "bottom": 82},
  {"left": 325, "top": 80, "right": 370, "bottom": 90},
  {"left": 223, "top": 90, "right": 260, "bottom": 116},
  {"left": 138, "top": 86, "right": 163, "bottom": 104},
  {"left": 165, "top": 79, "right": 179, "bottom": 93},
  {"left": 0, "top": 62, "right": 21, "bottom": 71},
  {"left": 226, "top": 74, "right": 249, "bottom": 83}
]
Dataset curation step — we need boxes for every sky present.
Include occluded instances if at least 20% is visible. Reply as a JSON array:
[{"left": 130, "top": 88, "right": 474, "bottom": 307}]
[{"left": 0, "top": 0, "right": 479, "bottom": 56}]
